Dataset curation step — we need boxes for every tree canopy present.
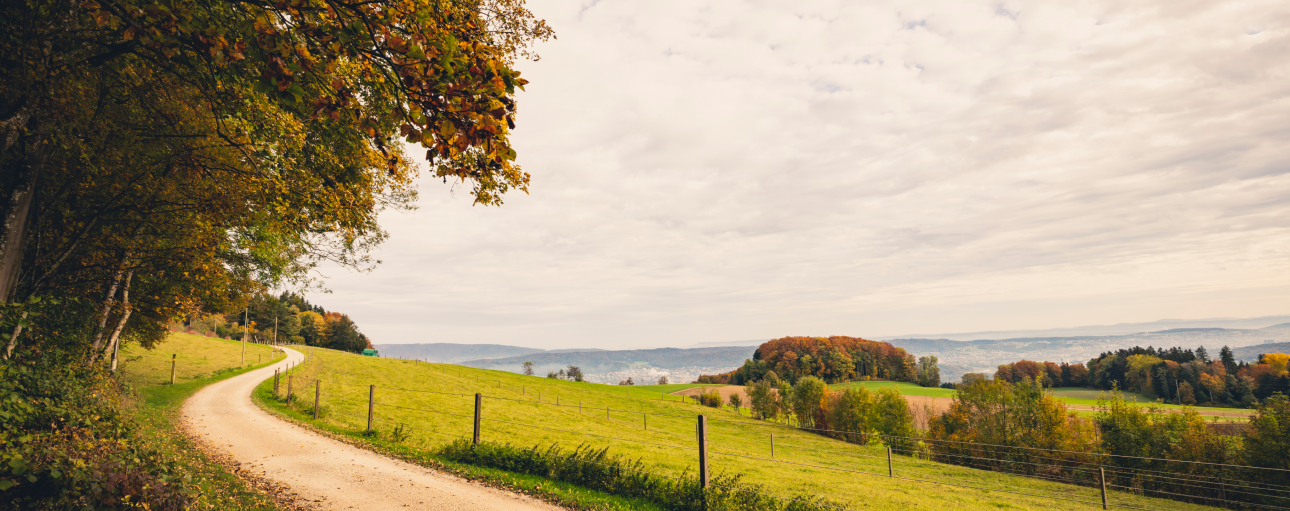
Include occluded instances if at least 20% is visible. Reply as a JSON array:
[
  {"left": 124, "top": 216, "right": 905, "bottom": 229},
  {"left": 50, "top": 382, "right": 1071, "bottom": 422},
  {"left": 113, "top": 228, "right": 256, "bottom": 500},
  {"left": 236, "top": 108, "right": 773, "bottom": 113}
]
[{"left": 0, "top": 0, "right": 552, "bottom": 362}]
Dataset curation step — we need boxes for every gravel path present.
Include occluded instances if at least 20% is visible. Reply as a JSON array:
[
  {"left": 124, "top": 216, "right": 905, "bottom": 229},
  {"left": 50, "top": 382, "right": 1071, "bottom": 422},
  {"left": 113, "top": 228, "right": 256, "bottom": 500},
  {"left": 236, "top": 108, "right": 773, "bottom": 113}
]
[{"left": 182, "top": 347, "right": 563, "bottom": 511}]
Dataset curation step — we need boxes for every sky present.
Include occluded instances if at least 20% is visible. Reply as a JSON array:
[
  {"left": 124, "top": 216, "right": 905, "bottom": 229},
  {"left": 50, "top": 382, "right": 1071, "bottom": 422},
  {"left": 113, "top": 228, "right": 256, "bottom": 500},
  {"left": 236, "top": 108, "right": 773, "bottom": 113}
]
[{"left": 315, "top": 0, "right": 1290, "bottom": 349}]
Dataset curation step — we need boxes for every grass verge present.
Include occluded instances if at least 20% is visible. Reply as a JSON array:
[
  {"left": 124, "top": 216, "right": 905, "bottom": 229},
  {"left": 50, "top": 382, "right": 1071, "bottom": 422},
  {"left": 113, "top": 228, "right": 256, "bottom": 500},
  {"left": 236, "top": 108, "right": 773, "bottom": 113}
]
[{"left": 121, "top": 334, "right": 288, "bottom": 510}]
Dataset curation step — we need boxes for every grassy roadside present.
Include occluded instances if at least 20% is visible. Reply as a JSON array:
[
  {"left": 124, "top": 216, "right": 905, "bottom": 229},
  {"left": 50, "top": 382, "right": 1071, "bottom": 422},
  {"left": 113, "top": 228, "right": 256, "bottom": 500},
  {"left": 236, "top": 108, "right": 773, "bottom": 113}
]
[
  {"left": 119, "top": 334, "right": 287, "bottom": 510},
  {"left": 250, "top": 362, "right": 665, "bottom": 511}
]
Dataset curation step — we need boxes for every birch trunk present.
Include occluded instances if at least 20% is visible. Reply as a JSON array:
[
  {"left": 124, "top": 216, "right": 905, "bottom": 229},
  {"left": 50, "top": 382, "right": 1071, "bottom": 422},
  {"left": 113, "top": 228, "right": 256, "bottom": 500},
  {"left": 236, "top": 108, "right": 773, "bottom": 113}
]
[
  {"left": 3, "top": 311, "right": 28, "bottom": 360},
  {"left": 106, "top": 271, "right": 134, "bottom": 372},
  {"left": 88, "top": 267, "right": 125, "bottom": 357}
]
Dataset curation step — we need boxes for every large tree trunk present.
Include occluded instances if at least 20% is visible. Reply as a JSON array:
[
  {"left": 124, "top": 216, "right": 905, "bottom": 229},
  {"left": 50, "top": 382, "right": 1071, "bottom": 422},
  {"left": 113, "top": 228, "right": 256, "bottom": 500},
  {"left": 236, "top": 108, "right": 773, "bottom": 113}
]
[
  {"left": 106, "top": 271, "right": 135, "bottom": 372},
  {"left": 0, "top": 125, "right": 47, "bottom": 302}
]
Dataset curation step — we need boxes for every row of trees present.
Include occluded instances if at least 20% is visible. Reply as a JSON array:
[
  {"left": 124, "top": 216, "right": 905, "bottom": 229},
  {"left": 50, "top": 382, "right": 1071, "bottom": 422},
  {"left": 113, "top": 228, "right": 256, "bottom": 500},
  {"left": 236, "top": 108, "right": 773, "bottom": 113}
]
[
  {"left": 699, "top": 336, "right": 929, "bottom": 386},
  {"left": 742, "top": 373, "right": 917, "bottom": 443},
  {"left": 990, "top": 360, "right": 1090, "bottom": 387},
  {"left": 992, "top": 345, "right": 1290, "bottom": 408},
  {"left": 733, "top": 374, "right": 1290, "bottom": 498},
  {"left": 180, "top": 292, "right": 373, "bottom": 354}
]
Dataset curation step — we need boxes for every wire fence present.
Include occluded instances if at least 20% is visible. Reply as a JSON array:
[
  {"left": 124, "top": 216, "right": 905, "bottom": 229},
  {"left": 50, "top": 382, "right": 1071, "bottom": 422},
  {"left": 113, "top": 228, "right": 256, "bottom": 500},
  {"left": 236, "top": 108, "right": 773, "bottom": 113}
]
[{"left": 267, "top": 352, "right": 1289, "bottom": 511}]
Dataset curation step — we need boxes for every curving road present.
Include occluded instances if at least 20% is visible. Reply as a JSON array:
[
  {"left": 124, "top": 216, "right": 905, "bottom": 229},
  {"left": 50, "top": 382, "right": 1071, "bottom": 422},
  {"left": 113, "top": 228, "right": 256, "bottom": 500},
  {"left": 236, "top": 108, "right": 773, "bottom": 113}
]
[{"left": 182, "top": 347, "right": 562, "bottom": 511}]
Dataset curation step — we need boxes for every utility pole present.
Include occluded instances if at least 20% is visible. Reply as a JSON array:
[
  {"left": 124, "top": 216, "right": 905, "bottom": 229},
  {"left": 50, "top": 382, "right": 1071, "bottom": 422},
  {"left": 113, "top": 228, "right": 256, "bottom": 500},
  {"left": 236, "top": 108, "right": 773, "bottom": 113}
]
[{"left": 273, "top": 317, "right": 278, "bottom": 347}]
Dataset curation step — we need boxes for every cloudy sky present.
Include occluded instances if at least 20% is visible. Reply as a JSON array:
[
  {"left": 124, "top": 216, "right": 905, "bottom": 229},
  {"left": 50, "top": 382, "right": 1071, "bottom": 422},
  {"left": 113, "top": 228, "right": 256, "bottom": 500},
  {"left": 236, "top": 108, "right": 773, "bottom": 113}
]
[{"left": 318, "top": 0, "right": 1290, "bottom": 349}]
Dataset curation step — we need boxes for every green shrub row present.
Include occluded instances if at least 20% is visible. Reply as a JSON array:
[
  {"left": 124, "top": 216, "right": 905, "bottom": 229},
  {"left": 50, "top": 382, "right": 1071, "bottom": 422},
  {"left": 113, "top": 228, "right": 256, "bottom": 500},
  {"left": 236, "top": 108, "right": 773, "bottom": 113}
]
[{"left": 437, "top": 439, "right": 839, "bottom": 511}]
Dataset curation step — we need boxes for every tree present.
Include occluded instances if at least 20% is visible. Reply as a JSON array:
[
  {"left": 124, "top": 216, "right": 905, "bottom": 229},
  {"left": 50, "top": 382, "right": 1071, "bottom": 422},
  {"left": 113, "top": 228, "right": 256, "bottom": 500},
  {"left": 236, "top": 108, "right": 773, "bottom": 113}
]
[
  {"left": 0, "top": 0, "right": 554, "bottom": 362},
  {"left": 618, "top": 377, "right": 634, "bottom": 385},
  {"left": 729, "top": 393, "right": 743, "bottom": 410},
  {"left": 522, "top": 361, "right": 534, "bottom": 376},
  {"left": 790, "top": 376, "right": 827, "bottom": 429},
  {"left": 917, "top": 356, "right": 941, "bottom": 388},
  {"left": 1220, "top": 346, "right": 1237, "bottom": 375},
  {"left": 565, "top": 366, "right": 584, "bottom": 382},
  {"left": 1196, "top": 346, "right": 1210, "bottom": 364},
  {"left": 747, "top": 380, "right": 779, "bottom": 420},
  {"left": 1178, "top": 381, "right": 1197, "bottom": 405},
  {"left": 1244, "top": 394, "right": 1290, "bottom": 481},
  {"left": 657, "top": 375, "right": 669, "bottom": 385}
]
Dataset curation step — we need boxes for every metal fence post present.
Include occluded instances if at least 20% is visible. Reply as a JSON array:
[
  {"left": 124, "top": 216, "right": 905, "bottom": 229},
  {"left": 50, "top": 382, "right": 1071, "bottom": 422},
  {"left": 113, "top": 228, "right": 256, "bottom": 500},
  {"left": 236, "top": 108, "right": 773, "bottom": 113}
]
[
  {"left": 887, "top": 446, "right": 893, "bottom": 477},
  {"left": 1100, "top": 467, "right": 1108, "bottom": 509},
  {"left": 367, "top": 385, "right": 376, "bottom": 433},
  {"left": 697, "top": 415, "right": 708, "bottom": 489},
  {"left": 313, "top": 380, "right": 321, "bottom": 419},
  {"left": 170, "top": 354, "right": 177, "bottom": 384},
  {"left": 473, "top": 393, "right": 482, "bottom": 445}
]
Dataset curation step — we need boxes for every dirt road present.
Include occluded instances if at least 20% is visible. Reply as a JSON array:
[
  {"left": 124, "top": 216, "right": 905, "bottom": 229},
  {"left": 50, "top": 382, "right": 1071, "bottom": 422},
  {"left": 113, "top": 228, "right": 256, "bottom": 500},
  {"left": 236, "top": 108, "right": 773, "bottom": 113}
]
[{"left": 182, "top": 347, "right": 562, "bottom": 511}]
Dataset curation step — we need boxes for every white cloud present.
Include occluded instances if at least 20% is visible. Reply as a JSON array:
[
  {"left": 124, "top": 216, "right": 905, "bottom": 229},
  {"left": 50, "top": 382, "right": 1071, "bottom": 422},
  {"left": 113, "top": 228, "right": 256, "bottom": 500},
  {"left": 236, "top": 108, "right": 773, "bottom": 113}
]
[{"left": 315, "top": 0, "right": 1290, "bottom": 349}]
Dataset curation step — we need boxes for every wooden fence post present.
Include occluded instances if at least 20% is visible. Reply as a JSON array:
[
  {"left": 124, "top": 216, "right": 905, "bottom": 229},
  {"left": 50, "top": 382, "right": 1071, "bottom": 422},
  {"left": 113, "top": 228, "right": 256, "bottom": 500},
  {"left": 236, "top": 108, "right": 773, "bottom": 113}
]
[
  {"left": 1100, "top": 468, "right": 1108, "bottom": 509},
  {"left": 313, "top": 380, "right": 321, "bottom": 419},
  {"left": 274, "top": 369, "right": 280, "bottom": 395},
  {"left": 697, "top": 415, "right": 708, "bottom": 489},
  {"left": 887, "top": 446, "right": 893, "bottom": 477},
  {"left": 644, "top": 414, "right": 647, "bottom": 430},
  {"left": 473, "top": 393, "right": 482, "bottom": 445},
  {"left": 770, "top": 433, "right": 775, "bottom": 458},
  {"left": 367, "top": 385, "right": 376, "bottom": 433},
  {"left": 170, "top": 354, "right": 177, "bottom": 384},
  {"left": 287, "top": 371, "right": 293, "bottom": 403}
]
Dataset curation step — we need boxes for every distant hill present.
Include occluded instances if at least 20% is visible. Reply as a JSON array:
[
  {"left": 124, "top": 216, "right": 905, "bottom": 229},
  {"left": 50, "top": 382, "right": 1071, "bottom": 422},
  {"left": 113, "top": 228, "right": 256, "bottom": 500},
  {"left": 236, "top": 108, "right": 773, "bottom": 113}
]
[
  {"left": 1231, "top": 342, "right": 1290, "bottom": 363},
  {"left": 461, "top": 346, "right": 758, "bottom": 384},
  {"left": 1263, "top": 323, "right": 1290, "bottom": 330},
  {"left": 688, "top": 339, "right": 770, "bottom": 348},
  {"left": 373, "top": 343, "right": 544, "bottom": 363},
  {"left": 888, "top": 326, "right": 1290, "bottom": 382},
  {"left": 876, "top": 315, "right": 1290, "bottom": 342}
]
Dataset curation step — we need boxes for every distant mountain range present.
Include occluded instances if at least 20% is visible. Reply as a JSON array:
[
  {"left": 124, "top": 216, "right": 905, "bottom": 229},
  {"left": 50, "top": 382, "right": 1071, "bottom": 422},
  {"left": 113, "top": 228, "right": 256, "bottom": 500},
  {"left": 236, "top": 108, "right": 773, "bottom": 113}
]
[
  {"left": 887, "top": 322, "right": 1290, "bottom": 381},
  {"left": 376, "top": 316, "right": 1290, "bottom": 384},
  {"left": 874, "top": 315, "right": 1290, "bottom": 342}
]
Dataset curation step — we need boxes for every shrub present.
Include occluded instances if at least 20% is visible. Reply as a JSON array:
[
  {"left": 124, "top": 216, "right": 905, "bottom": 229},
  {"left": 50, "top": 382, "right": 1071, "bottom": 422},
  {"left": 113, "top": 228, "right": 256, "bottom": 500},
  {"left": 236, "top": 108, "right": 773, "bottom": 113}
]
[
  {"left": 698, "top": 389, "right": 723, "bottom": 408},
  {"left": 437, "top": 439, "right": 839, "bottom": 511},
  {"left": 0, "top": 359, "right": 191, "bottom": 510}
]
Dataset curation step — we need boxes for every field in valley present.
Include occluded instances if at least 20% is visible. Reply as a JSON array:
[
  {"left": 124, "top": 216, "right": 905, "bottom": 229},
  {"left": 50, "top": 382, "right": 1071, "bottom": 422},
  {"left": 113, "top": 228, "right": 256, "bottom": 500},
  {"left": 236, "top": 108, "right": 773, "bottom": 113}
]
[{"left": 261, "top": 347, "right": 1230, "bottom": 511}]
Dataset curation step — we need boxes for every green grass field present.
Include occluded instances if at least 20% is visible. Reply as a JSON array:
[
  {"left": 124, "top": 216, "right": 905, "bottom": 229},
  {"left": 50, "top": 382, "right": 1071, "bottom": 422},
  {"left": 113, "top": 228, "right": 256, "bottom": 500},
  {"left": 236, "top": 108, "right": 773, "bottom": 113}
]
[
  {"left": 833, "top": 381, "right": 957, "bottom": 398},
  {"left": 118, "top": 332, "right": 283, "bottom": 387},
  {"left": 259, "top": 348, "right": 1221, "bottom": 511},
  {"left": 117, "top": 333, "right": 287, "bottom": 510}
]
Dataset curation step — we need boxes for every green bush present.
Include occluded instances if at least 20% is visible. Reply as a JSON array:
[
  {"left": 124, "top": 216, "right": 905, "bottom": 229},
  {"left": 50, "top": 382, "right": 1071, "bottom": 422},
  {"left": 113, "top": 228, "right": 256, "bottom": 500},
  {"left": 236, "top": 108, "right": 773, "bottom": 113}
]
[
  {"left": 698, "top": 389, "right": 723, "bottom": 408},
  {"left": 438, "top": 439, "right": 838, "bottom": 511},
  {"left": 0, "top": 359, "right": 190, "bottom": 510}
]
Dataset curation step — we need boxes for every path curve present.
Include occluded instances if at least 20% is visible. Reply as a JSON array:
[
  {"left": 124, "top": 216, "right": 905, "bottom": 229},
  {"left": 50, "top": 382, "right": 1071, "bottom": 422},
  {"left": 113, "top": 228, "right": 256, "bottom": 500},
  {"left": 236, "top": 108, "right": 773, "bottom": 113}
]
[{"left": 182, "top": 347, "right": 562, "bottom": 511}]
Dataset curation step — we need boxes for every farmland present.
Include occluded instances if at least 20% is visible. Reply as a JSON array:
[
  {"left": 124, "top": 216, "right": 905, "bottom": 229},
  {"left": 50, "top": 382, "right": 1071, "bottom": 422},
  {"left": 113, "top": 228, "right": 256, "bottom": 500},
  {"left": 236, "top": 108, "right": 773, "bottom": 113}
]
[{"left": 257, "top": 347, "right": 1223, "bottom": 511}]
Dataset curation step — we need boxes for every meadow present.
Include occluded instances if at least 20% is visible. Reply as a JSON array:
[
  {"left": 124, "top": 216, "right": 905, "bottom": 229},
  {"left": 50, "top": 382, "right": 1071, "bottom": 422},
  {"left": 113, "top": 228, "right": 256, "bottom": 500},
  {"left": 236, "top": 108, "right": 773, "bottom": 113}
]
[{"left": 260, "top": 347, "right": 1224, "bottom": 511}]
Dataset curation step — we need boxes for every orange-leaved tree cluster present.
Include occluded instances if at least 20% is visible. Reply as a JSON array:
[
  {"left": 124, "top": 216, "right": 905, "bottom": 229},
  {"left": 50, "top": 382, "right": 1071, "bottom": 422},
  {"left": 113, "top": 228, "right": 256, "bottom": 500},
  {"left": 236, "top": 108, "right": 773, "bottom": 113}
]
[{"left": 698, "top": 336, "right": 917, "bottom": 385}]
